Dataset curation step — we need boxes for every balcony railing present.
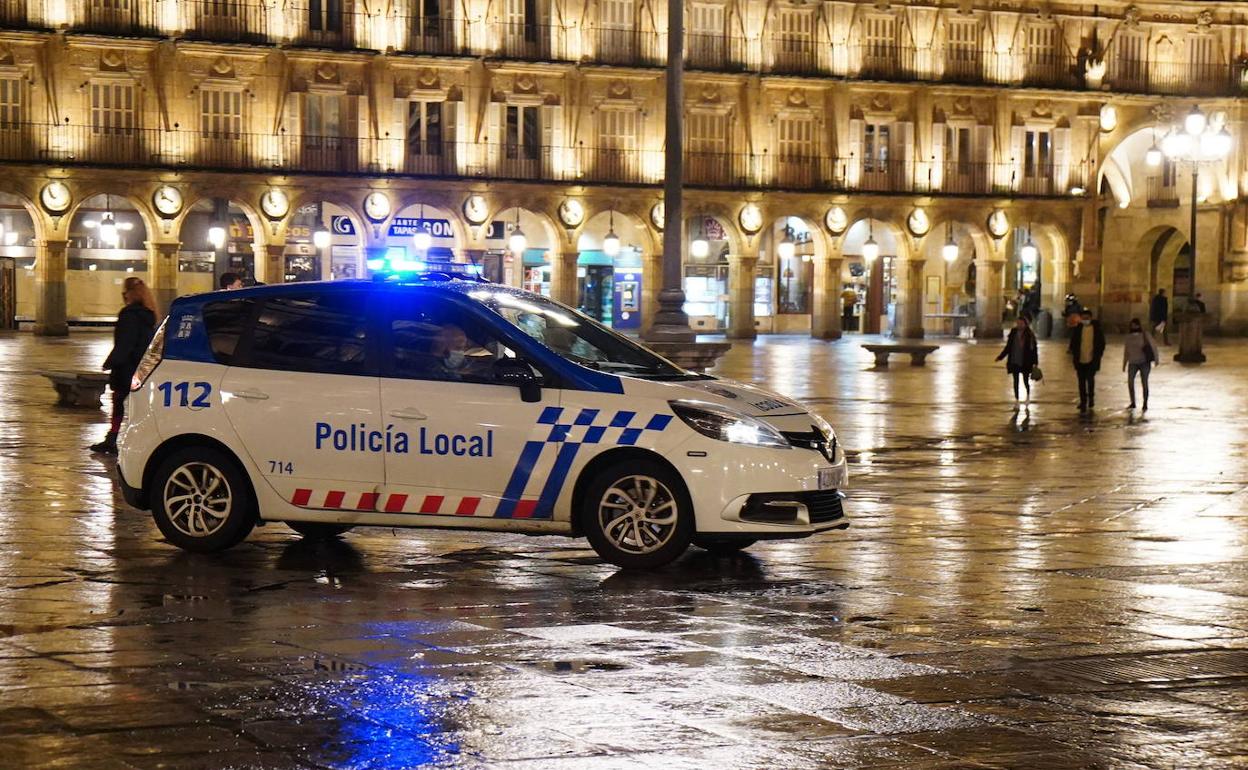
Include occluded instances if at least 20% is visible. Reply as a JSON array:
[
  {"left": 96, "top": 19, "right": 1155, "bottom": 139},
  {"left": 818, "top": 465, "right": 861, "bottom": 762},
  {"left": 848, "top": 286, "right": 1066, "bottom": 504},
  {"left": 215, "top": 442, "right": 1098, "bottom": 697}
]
[
  {"left": 0, "top": 123, "right": 1092, "bottom": 198},
  {"left": 593, "top": 25, "right": 662, "bottom": 66},
  {"left": 1109, "top": 58, "right": 1238, "bottom": 97},
  {"left": 490, "top": 21, "right": 555, "bottom": 60}
]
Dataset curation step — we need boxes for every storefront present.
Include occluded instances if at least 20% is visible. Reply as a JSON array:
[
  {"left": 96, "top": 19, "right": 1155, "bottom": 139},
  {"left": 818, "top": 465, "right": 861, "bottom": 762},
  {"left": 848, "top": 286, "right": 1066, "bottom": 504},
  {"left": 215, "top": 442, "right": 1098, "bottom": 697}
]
[
  {"left": 283, "top": 202, "right": 363, "bottom": 282},
  {"left": 755, "top": 217, "right": 815, "bottom": 334},
  {"left": 683, "top": 215, "right": 730, "bottom": 332},
  {"left": 576, "top": 246, "right": 642, "bottom": 329}
]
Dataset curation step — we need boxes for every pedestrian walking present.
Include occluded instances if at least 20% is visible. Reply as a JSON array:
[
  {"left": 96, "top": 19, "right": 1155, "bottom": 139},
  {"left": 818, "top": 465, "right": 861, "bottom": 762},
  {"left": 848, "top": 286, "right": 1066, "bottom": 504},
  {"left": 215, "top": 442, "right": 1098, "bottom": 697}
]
[
  {"left": 1191, "top": 292, "right": 1207, "bottom": 314},
  {"left": 1122, "top": 318, "right": 1159, "bottom": 412},
  {"left": 1068, "top": 308, "right": 1106, "bottom": 413},
  {"left": 1149, "top": 288, "right": 1169, "bottom": 345},
  {"left": 996, "top": 316, "right": 1039, "bottom": 403},
  {"left": 90, "top": 277, "right": 158, "bottom": 455}
]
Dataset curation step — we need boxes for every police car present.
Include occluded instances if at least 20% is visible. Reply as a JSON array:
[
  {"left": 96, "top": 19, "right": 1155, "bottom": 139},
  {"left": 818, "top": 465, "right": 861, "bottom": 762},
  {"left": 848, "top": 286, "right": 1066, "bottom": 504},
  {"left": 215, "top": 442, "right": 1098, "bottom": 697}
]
[{"left": 117, "top": 266, "right": 848, "bottom": 569}]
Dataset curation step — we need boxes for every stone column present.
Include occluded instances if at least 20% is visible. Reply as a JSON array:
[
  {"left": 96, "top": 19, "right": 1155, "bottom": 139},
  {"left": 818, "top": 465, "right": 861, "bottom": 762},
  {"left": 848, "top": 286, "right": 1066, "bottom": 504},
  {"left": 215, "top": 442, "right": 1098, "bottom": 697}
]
[
  {"left": 896, "top": 259, "right": 927, "bottom": 339},
  {"left": 256, "top": 243, "right": 285, "bottom": 284},
  {"left": 975, "top": 259, "right": 1005, "bottom": 339},
  {"left": 811, "top": 255, "right": 844, "bottom": 340},
  {"left": 147, "top": 241, "right": 180, "bottom": 317},
  {"left": 550, "top": 251, "right": 579, "bottom": 306},
  {"left": 640, "top": 250, "right": 662, "bottom": 335},
  {"left": 34, "top": 239, "right": 69, "bottom": 337},
  {"left": 726, "top": 254, "right": 757, "bottom": 339}
]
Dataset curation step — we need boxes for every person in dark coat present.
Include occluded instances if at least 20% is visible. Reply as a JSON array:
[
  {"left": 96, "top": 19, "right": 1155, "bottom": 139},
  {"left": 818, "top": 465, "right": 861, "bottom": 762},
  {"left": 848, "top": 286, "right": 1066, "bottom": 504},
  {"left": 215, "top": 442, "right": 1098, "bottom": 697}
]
[
  {"left": 1149, "top": 288, "right": 1169, "bottom": 345},
  {"left": 995, "top": 316, "right": 1039, "bottom": 402},
  {"left": 1068, "top": 308, "right": 1106, "bottom": 413},
  {"left": 90, "top": 277, "right": 158, "bottom": 454}
]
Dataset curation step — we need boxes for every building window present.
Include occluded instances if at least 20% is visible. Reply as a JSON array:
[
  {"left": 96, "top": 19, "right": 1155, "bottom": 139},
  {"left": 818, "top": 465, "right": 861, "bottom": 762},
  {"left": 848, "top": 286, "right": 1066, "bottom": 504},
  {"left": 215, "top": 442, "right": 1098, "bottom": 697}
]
[
  {"left": 505, "top": 104, "right": 540, "bottom": 160},
  {"left": 1023, "top": 129, "right": 1052, "bottom": 179},
  {"left": 1024, "top": 24, "right": 1057, "bottom": 78},
  {"left": 945, "top": 125, "right": 972, "bottom": 176},
  {"left": 775, "top": 8, "right": 814, "bottom": 69},
  {"left": 90, "top": 82, "right": 136, "bottom": 135},
  {"left": 945, "top": 19, "right": 980, "bottom": 78},
  {"left": 309, "top": 0, "right": 342, "bottom": 31},
  {"left": 201, "top": 88, "right": 243, "bottom": 140},
  {"left": 689, "top": 3, "right": 726, "bottom": 66},
  {"left": 596, "top": 106, "right": 637, "bottom": 178},
  {"left": 862, "top": 15, "right": 896, "bottom": 73},
  {"left": 504, "top": 0, "right": 539, "bottom": 42},
  {"left": 408, "top": 101, "right": 443, "bottom": 155},
  {"left": 304, "top": 93, "right": 341, "bottom": 147},
  {"left": 416, "top": 0, "right": 443, "bottom": 37},
  {"left": 863, "top": 122, "right": 890, "bottom": 173},
  {"left": 0, "top": 78, "right": 22, "bottom": 130}
]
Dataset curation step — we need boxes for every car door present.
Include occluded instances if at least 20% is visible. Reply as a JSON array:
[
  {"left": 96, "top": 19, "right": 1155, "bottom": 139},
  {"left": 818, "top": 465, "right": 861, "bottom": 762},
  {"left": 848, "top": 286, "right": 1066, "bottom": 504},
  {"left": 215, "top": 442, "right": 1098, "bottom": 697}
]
[
  {"left": 220, "top": 290, "right": 384, "bottom": 512},
  {"left": 376, "top": 289, "right": 564, "bottom": 521}
]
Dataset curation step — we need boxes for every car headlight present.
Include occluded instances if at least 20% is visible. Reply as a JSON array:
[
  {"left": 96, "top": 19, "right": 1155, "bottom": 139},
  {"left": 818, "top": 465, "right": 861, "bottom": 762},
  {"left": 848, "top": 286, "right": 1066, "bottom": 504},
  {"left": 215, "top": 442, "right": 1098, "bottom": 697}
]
[
  {"left": 669, "top": 400, "right": 790, "bottom": 449},
  {"left": 810, "top": 412, "right": 836, "bottom": 444}
]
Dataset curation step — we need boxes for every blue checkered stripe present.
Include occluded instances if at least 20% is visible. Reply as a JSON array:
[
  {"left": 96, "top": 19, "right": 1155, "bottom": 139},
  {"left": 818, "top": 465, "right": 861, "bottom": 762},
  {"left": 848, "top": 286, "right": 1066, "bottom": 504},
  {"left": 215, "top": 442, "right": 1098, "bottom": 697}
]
[
  {"left": 538, "top": 407, "right": 673, "bottom": 447},
  {"left": 494, "top": 406, "right": 673, "bottom": 520}
]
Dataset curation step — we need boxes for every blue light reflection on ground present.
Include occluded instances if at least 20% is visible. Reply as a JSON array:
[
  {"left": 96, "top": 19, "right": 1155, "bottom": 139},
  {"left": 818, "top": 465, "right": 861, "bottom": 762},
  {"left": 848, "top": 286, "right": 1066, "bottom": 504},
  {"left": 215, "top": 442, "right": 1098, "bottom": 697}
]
[{"left": 310, "top": 623, "right": 472, "bottom": 769}]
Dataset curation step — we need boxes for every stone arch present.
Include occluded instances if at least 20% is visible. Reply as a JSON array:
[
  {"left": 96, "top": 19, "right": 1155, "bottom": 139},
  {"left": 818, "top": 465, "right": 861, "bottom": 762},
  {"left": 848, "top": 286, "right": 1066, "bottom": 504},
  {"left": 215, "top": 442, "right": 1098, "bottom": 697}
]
[
  {"left": 571, "top": 208, "right": 652, "bottom": 329},
  {"left": 180, "top": 190, "right": 268, "bottom": 249},
  {"left": 281, "top": 197, "right": 367, "bottom": 281},
  {"left": 756, "top": 213, "right": 827, "bottom": 332},
  {"left": 177, "top": 196, "right": 269, "bottom": 289},
  {"left": 0, "top": 190, "right": 45, "bottom": 243},
  {"left": 1137, "top": 224, "right": 1188, "bottom": 297},
  {"left": 62, "top": 187, "right": 159, "bottom": 250}
]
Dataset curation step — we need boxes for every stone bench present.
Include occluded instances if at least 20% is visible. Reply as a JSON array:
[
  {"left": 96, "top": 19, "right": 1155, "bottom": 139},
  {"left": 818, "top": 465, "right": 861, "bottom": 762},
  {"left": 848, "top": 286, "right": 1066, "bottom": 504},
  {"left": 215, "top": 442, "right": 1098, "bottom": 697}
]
[
  {"left": 862, "top": 344, "right": 940, "bottom": 367},
  {"left": 40, "top": 370, "right": 111, "bottom": 407}
]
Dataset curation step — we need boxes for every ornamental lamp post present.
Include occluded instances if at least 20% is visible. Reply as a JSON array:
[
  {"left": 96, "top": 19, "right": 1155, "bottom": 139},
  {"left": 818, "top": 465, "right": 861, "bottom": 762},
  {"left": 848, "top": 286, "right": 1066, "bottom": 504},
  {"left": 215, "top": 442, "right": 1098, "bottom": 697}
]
[{"left": 1160, "top": 104, "right": 1232, "bottom": 364}]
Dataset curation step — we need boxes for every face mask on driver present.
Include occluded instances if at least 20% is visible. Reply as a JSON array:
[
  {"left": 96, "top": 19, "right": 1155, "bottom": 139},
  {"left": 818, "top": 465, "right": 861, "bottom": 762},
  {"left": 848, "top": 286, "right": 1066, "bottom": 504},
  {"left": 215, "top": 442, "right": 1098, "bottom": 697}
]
[{"left": 446, "top": 351, "right": 466, "bottom": 368}]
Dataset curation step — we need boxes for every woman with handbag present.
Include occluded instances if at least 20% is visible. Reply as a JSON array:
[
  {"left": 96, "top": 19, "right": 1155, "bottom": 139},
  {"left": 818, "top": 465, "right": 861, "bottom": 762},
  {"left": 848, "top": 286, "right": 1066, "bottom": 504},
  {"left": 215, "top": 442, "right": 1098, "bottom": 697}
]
[
  {"left": 1122, "top": 318, "right": 1158, "bottom": 412},
  {"left": 996, "top": 316, "right": 1039, "bottom": 403}
]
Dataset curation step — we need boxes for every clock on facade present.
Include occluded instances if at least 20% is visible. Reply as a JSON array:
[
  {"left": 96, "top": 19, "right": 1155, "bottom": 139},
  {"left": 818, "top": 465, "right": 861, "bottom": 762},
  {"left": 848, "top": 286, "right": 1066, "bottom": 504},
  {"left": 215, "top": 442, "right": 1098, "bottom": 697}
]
[
  {"left": 825, "top": 206, "right": 848, "bottom": 234},
  {"left": 906, "top": 208, "right": 930, "bottom": 237},
  {"left": 558, "top": 198, "right": 585, "bottom": 228},
  {"left": 40, "top": 181, "right": 71, "bottom": 214},
  {"left": 152, "top": 186, "right": 183, "bottom": 218},
  {"left": 260, "top": 188, "right": 290, "bottom": 220},
  {"left": 987, "top": 209, "right": 1009, "bottom": 238},
  {"left": 463, "top": 195, "right": 488, "bottom": 225},
  {"left": 363, "top": 192, "right": 391, "bottom": 222},
  {"left": 650, "top": 201, "right": 665, "bottom": 231},
  {"left": 738, "top": 203, "right": 763, "bottom": 234}
]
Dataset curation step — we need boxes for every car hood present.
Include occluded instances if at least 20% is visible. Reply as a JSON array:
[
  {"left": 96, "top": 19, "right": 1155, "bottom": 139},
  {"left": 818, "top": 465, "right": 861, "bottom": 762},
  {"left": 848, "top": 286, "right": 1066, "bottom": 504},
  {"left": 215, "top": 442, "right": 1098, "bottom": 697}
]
[{"left": 620, "top": 375, "right": 820, "bottom": 432}]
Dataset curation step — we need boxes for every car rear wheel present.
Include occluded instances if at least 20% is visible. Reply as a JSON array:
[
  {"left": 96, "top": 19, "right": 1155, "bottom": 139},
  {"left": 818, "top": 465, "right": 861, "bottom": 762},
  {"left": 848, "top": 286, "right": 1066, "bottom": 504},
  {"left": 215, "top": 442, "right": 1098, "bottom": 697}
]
[
  {"left": 287, "top": 522, "right": 354, "bottom": 540},
  {"left": 693, "top": 537, "right": 757, "bottom": 555},
  {"left": 581, "top": 460, "right": 693, "bottom": 570},
  {"left": 150, "top": 447, "right": 255, "bottom": 553}
]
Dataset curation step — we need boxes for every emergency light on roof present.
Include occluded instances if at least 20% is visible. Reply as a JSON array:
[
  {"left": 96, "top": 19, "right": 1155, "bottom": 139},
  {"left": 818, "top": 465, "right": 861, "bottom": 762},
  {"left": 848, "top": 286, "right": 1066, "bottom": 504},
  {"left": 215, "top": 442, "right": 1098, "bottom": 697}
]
[{"left": 369, "top": 257, "right": 488, "bottom": 282}]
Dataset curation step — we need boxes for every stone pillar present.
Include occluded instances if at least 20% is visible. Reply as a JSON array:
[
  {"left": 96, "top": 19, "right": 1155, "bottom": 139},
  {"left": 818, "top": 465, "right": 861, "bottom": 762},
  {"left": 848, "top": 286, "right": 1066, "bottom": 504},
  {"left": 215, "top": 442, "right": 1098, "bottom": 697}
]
[
  {"left": 975, "top": 259, "right": 1005, "bottom": 339},
  {"left": 147, "top": 241, "right": 180, "bottom": 317},
  {"left": 640, "top": 250, "right": 662, "bottom": 335},
  {"left": 896, "top": 259, "right": 927, "bottom": 339},
  {"left": 811, "top": 255, "right": 844, "bottom": 339},
  {"left": 33, "top": 239, "right": 69, "bottom": 336},
  {"left": 256, "top": 243, "right": 285, "bottom": 284},
  {"left": 727, "top": 254, "right": 757, "bottom": 339},
  {"left": 550, "top": 251, "right": 579, "bottom": 306}
]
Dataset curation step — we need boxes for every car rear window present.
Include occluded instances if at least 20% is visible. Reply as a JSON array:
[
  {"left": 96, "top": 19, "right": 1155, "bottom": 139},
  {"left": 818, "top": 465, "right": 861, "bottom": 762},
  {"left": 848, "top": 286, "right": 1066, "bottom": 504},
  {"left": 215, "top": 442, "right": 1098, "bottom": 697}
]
[
  {"left": 202, "top": 299, "right": 256, "bottom": 364},
  {"left": 242, "top": 293, "right": 372, "bottom": 376}
]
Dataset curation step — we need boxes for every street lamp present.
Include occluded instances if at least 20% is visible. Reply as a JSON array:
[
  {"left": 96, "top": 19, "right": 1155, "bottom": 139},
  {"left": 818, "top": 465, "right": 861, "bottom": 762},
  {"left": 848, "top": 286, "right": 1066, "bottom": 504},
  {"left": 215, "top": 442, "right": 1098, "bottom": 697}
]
[
  {"left": 602, "top": 211, "right": 620, "bottom": 257},
  {"left": 1161, "top": 104, "right": 1232, "bottom": 363},
  {"left": 413, "top": 204, "right": 433, "bottom": 252},
  {"left": 508, "top": 209, "right": 527, "bottom": 256},
  {"left": 942, "top": 223, "right": 959, "bottom": 263},
  {"left": 207, "top": 222, "right": 226, "bottom": 250},
  {"left": 690, "top": 218, "right": 709, "bottom": 258},
  {"left": 861, "top": 221, "right": 879, "bottom": 263},
  {"left": 777, "top": 228, "right": 796, "bottom": 261}
]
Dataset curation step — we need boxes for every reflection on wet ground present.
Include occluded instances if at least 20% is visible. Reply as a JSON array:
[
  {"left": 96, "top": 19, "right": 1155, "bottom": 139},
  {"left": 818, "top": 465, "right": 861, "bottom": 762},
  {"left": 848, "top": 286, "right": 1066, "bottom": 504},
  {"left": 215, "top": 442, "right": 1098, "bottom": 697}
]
[{"left": 1, "top": 331, "right": 1247, "bottom": 769}]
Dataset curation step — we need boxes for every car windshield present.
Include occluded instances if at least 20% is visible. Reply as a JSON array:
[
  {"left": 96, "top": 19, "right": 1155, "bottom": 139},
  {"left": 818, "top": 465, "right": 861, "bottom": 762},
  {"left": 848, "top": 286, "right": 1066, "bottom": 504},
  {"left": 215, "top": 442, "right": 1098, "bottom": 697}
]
[{"left": 468, "top": 289, "right": 699, "bottom": 380}]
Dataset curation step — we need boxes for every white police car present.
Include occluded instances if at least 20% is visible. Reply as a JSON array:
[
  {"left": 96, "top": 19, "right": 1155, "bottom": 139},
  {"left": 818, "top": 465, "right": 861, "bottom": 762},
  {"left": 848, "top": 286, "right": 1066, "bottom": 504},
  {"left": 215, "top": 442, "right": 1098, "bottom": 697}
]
[{"left": 117, "top": 269, "right": 848, "bottom": 569}]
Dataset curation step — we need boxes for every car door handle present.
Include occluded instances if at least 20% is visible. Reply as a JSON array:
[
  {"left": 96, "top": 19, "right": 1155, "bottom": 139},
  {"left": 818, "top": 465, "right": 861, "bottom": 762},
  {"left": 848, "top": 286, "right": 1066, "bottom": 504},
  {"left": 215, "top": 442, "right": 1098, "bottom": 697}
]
[
  {"left": 229, "top": 389, "right": 269, "bottom": 401},
  {"left": 388, "top": 408, "right": 428, "bottom": 420}
]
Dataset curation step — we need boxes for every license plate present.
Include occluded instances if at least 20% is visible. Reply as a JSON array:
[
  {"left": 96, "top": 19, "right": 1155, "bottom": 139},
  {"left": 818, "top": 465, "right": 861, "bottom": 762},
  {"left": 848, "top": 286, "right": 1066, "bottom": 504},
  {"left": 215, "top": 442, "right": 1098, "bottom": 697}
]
[{"left": 817, "top": 468, "right": 836, "bottom": 490}]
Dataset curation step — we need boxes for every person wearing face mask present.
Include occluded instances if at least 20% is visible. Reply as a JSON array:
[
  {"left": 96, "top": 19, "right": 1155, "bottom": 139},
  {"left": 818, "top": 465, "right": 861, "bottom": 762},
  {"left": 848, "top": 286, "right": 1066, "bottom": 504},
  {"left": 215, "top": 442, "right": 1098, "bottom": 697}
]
[
  {"left": 431, "top": 323, "right": 472, "bottom": 379},
  {"left": 995, "top": 315, "right": 1039, "bottom": 403},
  {"left": 1068, "top": 308, "right": 1106, "bottom": 414},
  {"left": 1122, "top": 317, "right": 1159, "bottom": 412}
]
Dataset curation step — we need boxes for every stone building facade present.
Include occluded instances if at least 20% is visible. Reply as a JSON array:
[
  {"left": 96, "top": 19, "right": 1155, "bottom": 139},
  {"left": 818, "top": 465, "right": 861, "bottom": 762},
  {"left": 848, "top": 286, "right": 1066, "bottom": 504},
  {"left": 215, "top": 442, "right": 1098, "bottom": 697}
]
[{"left": 1, "top": 0, "right": 1247, "bottom": 338}]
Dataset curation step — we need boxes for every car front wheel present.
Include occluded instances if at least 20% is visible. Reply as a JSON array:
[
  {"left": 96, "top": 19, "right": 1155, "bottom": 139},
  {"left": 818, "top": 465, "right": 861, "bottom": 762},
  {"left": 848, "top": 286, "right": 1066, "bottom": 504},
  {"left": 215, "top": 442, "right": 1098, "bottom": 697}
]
[
  {"left": 150, "top": 447, "right": 255, "bottom": 553},
  {"left": 581, "top": 460, "right": 694, "bottom": 570}
]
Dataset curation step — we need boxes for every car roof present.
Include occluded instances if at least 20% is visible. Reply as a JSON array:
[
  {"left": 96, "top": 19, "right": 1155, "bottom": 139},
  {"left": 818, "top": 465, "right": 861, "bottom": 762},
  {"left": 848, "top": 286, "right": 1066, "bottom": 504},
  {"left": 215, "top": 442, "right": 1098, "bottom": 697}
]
[{"left": 172, "top": 277, "right": 525, "bottom": 306}]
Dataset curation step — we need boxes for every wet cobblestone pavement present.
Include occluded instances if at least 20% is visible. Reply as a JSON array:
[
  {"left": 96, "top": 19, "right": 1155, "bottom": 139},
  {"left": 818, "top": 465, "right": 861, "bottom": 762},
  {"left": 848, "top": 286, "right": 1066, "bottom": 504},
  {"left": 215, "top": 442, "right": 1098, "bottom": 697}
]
[{"left": 2, "top": 331, "right": 1247, "bottom": 769}]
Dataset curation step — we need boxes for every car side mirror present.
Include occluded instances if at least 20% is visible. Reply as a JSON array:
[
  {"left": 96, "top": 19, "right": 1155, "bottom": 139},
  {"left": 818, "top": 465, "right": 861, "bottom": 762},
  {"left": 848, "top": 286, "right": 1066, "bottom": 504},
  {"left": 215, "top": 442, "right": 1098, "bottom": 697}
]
[{"left": 494, "top": 358, "right": 542, "bottom": 403}]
